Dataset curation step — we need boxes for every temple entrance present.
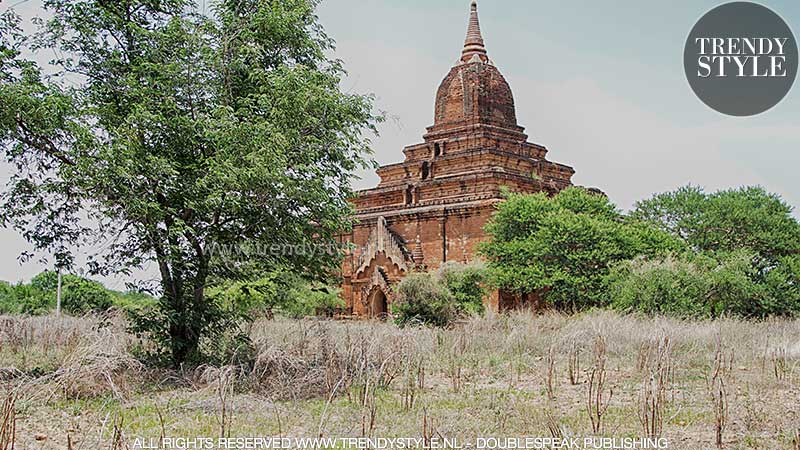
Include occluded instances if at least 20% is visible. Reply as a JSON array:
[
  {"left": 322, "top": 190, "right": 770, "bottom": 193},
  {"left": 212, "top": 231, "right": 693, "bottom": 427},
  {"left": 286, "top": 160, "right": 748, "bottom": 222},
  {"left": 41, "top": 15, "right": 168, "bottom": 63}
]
[{"left": 368, "top": 289, "right": 389, "bottom": 319}]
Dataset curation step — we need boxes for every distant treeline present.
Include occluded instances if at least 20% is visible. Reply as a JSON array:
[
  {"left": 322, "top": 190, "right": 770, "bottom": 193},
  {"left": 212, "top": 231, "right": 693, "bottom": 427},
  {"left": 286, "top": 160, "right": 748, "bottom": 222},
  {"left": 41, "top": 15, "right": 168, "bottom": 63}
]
[{"left": 0, "top": 271, "right": 155, "bottom": 315}]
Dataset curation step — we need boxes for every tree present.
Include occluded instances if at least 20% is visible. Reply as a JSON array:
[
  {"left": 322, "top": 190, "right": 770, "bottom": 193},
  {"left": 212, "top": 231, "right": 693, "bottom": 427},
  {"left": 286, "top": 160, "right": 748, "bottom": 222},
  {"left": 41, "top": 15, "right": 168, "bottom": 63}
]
[
  {"left": 631, "top": 186, "right": 800, "bottom": 263},
  {"left": 0, "top": 0, "right": 377, "bottom": 366},
  {"left": 208, "top": 268, "right": 343, "bottom": 319},
  {"left": 480, "top": 188, "right": 683, "bottom": 311},
  {"left": 625, "top": 186, "right": 800, "bottom": 317},
  {"left": 609, "top": 250, "right": 800, "bottom": 318}
]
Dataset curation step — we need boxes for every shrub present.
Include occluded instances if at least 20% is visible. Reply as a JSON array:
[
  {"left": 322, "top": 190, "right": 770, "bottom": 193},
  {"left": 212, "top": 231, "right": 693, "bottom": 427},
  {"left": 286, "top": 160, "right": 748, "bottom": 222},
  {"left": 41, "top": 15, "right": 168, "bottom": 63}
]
[
  {"left": 392, "top": 272, "right": 459, "bottom": 327},
  {"left": 392, "top": 262, "right": 488, "bottom": 327},
  {"left": 438, "top": 262, "right": 488, "bottom": 315},
  {"left": 62, "top": 279, "right": 114, "bottom": 314},
  {"left": 0, "top": 280, "right": 53, "bottom": 315},
  {"left": 609, "top": 255, "right": 711, "bottom": 317},
  {"left": 0, "top": 271, "right": 154, "bottom": 316},
  {"left": 629, "top": 186, "right": 800, "bottom": 317},
  {"left": 609, "top": 251, "right": 800, "bottom": 318},
  {"left": 111, "top": 291, "right": 158, "bottom": 313},
  {"left": 31, "top": 271, "right": 113, "bottom": 314}
]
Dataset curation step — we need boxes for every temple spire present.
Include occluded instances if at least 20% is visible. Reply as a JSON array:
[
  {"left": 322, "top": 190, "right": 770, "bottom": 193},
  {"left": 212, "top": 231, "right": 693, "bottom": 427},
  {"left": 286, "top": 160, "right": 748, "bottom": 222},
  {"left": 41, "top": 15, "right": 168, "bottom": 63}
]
[{"left": 461, "top": 0, "right": 488, "bottom": 63}]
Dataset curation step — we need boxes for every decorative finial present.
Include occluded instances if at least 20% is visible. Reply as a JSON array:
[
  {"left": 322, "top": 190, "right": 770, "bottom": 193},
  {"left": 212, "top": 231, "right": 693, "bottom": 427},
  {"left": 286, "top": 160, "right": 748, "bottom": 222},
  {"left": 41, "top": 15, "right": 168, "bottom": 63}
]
[{"left": 462, "top": 0, "right": 488, "bottom": 63}]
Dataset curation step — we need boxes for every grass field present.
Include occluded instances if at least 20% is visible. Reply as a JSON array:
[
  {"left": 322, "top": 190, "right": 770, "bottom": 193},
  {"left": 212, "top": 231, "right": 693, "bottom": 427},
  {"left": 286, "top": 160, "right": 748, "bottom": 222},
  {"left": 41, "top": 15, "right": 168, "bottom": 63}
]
[{"left": 1, "top": 311, "right": 799, "bottom": 450}]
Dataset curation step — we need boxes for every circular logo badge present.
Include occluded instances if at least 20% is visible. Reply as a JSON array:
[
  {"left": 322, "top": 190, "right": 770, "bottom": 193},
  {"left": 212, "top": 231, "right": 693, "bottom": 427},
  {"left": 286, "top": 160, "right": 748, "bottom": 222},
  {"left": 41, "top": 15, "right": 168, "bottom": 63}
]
[{"left": 684, "top": 2, "right": 798, "bottom": 116}]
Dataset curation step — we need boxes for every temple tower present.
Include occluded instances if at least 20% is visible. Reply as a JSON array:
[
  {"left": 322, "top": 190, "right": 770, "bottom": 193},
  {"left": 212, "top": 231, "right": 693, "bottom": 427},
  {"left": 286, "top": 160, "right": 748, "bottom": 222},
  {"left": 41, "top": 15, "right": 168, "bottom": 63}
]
[{"left": 340, "top": 1, "right": 579, "bottom": 316}]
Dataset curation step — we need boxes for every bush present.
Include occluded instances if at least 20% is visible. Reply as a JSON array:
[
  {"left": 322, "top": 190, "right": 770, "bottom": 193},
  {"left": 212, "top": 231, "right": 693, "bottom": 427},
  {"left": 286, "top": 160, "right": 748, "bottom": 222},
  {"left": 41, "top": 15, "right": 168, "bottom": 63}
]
[
  {"left": 31, "top": 271, "right": 113, "bottom": 314},
  {"left": 609, "top": 251, "right": 800, "bottom": 318},
  {"left": 438, "top": 262, "right": 487, "bottom": 316},
  {"left": 280, "top": 284, "right": 344, "bottom": 319},
  {"left": 111, "top": 291, "right": 158, "bottom": 313},
  {"left": 392, "top": 272, "right": 459, "bottom": 327},
  {"left": 0, "top": 279, "right": 53, "bottom": 315},
  {"left": 392, "top": 262, "right": 488, "bottom": 327},
  {"left": 608, "top": 255, "right": 708, "bottom": 317},
  {"left": 627, "top": 186, "right": 800, "bottom": 317}
]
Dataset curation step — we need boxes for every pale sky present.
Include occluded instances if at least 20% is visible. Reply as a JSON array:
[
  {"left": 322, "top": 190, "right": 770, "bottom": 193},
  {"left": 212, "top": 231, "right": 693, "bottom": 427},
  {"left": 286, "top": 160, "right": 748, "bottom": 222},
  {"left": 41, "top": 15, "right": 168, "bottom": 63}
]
[{"left": 1, "top": 0, "right": 798, "bottom": 287}]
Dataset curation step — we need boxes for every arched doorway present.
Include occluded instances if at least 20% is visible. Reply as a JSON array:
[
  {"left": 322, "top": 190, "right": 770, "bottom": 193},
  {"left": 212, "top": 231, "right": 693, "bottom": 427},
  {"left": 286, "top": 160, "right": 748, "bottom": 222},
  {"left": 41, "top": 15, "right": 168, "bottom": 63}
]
[{"left": 368, "top": 289, "right": 389, "bottom": 319}]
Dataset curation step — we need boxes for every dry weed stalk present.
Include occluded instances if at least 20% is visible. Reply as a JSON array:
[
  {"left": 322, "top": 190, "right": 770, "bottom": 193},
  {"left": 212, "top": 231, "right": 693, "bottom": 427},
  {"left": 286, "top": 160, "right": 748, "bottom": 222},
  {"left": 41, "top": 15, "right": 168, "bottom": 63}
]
[
  {"left": 586, "top": 335, "right": 613, "bottom": 434},
  {"left": 216, "top": 367, "right": 236, "bottom": 439},
  {"left": 447, "top": 333, "right": 467, "bottom": 393},
  {"left": 111, "top": 414, "right": 130, "bottom": 450},
  {"left": 545, "top": 345, "right": 556, "bottom": 400},
  {"left": 772, "top": 347, "right": 788, "bottom": 381},
  {"left": 636, "top": 342, "right": 651, "bottom": 372},
  {"left": 402, "top": 355, "right": 425, "bottom": 411},
  {"left": 637, "top": 336, "right": 673, "bottom": 439},
  {"left": 0, "top": 391, "right": 15, "bottom": 450},
  {"left": 710, "top": 335, "right": 735, "bottom": 381},
  {"left": 567, "top": 342, "right": 580, "bottom": 386},
  {"left": 792, "top": 429, "right": 800, "bottom": 450},
  {"left": 708, "top": 337, "right": 730, "bottom": 449},
  {"left": 421, "top": 408, "right": 442, "bottom": 450},
  {"left": 195, "top": 365, "right": 240, "bottom": 439},
  {"left": 544, "top": 409, "right": 565, "bottom": 440},
  {"left": 741, "top": 383, "right": 764, "bottom": 433},
  {"left": 360, "top": 383, "right": 378, "bottom": 438}
]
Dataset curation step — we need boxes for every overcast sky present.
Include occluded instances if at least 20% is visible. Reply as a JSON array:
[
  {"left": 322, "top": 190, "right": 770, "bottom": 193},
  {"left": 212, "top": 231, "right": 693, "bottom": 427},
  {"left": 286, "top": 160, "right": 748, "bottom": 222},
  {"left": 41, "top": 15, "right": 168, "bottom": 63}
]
[{"left": 1, "top": 0, "right": 798, "bottom": 287}]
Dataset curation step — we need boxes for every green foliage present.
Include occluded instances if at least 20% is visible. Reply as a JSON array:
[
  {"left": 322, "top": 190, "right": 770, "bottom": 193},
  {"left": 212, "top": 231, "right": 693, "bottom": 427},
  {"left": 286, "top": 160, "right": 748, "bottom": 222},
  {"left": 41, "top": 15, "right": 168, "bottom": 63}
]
[
  {"left": 0, "top": 271, "right": 154, "bottom": 315},
  {"left": 622, "top": 186, "right": 800, "bottom": 317},
  {"left": 29, "top": 271, "right": 112, "bottom": 314},
  {"left": 480, "top": 187, "right": 683, "bottom": 311},
  {"left": 438, "top": 262, "right": 487, "bottom": 315},
  {"left": 393, "top": 262, "right": 488, "bottom": 327},
  {"left": 608, "top": 255, "right": 708, "bottom": 316},
  {"left": 632, "top": 186, "right": 800, "bottom": 262},
  {"left": 0, "top": 280, "right": 52, "bottom": 315},
  {"left": 208, "top": 269, "right": 343, "bottom": 319},
  {"left": 111, "top": 291, "right": 158, "bottom": 313},
  {"left": 609, "top": 251, "right": 800, "bottom": 318},
  {"left": 392, "top": 272, "right": 458, "bottom": 327},
  {"left": 1, "top": 0, "right": 377, "bottom": 366}
]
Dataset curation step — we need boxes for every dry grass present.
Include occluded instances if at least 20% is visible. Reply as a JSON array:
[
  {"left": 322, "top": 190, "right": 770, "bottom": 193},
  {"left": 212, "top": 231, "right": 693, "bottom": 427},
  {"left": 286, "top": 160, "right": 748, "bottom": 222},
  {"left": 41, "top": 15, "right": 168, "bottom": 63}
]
[{"left": 1, "top": 310, "right": 800, "bottom": 449}]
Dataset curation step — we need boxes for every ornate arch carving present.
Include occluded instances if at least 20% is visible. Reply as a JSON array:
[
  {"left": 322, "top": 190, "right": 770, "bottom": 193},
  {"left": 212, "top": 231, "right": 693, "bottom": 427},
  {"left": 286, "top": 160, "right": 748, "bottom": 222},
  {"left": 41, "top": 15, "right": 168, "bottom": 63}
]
[{"left": 355, "top": 216, "right": 410, "bottom": 277}]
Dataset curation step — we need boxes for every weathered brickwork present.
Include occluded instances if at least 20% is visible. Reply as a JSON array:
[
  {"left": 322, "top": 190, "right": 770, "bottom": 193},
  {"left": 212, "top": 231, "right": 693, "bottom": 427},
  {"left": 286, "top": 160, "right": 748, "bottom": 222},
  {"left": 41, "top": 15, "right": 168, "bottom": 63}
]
[{"left": 340, "top": 1, "right": 587, "bottom": 317}]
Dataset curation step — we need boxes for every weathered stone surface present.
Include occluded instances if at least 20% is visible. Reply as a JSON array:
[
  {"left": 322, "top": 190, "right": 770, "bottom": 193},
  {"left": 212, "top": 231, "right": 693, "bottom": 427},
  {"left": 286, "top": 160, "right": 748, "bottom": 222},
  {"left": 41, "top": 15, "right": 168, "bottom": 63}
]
[{"left": 340, "top": 2, "right": 585, "bottom": 317}]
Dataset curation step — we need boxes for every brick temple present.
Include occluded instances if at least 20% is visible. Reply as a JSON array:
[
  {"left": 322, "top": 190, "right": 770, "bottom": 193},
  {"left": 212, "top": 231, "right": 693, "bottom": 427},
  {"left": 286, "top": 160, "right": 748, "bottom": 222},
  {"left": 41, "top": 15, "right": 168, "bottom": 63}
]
[{"left": 340, "top": 1, "right": 583, "bottom": 317}]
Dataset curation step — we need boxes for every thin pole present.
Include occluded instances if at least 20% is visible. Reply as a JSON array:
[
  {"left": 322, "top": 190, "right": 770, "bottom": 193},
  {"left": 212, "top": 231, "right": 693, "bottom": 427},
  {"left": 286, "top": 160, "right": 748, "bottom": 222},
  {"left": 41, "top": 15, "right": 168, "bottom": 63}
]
[{"left": 56, "top": 269, "right": 62, "bottom": 316}]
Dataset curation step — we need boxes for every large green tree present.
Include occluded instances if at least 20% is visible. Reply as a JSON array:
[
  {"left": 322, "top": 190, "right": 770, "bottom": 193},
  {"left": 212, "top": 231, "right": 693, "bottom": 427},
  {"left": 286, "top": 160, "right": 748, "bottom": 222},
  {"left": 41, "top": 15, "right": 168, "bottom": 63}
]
[
  {"left": 479, "top": 188, "right": 682, "bottom": 311},
  {"left": 624, "top": 186, "right": 800, "bottom": 317},
  {"left": 0, "top": 0, "right": 377, "bottom": 366},
  {"left": 631, "top": 186, "right": 800, "bottom": 263}
]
